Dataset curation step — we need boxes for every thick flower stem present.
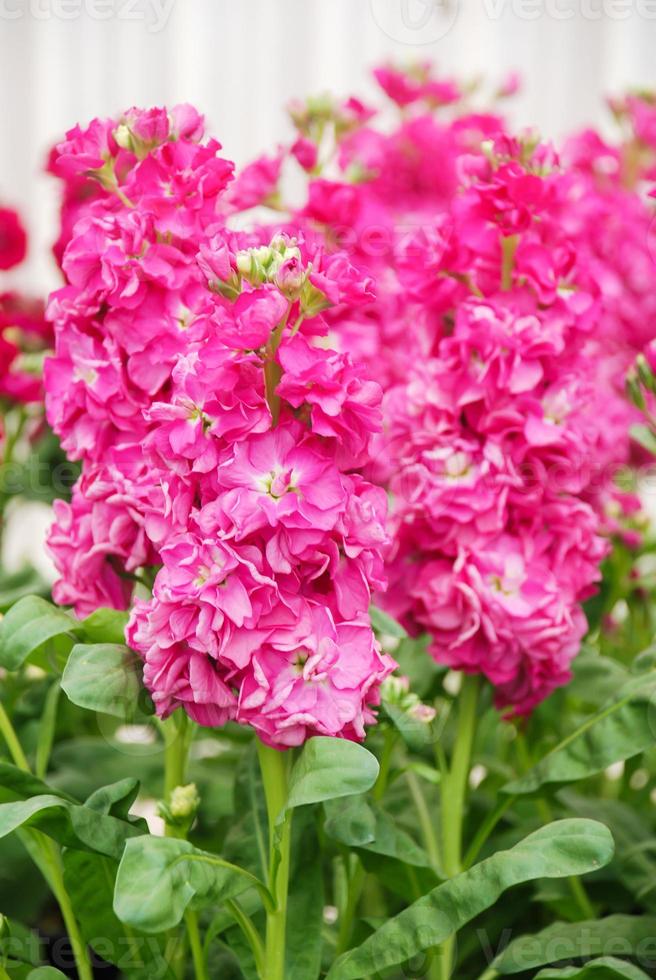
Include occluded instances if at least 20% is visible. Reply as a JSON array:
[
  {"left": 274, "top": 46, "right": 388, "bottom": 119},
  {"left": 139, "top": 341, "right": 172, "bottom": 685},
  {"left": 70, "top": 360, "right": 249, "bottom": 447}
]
[
  {"left": 435, "top": 674, "right": 480, "bottom": 980},
  {"left": 0, "top": 701, "right": 93, "bottom": 980},
  {"left": 163, "top": 711, "right": 191, "bottom": 814},
  {"left": 257, "top": 741, "right": 293, "bottom": 980},
  {"left": 162, "top": 713, "right": 208, "bottom": 980}
]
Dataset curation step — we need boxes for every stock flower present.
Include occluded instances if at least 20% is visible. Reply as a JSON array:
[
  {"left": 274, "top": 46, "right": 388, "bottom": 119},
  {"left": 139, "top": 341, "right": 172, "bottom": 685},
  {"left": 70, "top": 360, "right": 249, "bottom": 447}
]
[
  {"left": 46, "top": 104, "right": 394, "bottom": 746},
  {"left": 0, "top": 207, "right": 27, "bottom": 270}
]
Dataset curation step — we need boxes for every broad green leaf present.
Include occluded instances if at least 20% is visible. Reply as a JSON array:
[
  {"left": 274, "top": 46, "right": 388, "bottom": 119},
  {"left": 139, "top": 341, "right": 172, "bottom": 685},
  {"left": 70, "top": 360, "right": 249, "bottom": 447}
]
[
  {"left": 0, "top": 782, "right": 145, "bottom": 859},
  {"left": 27, "top": 970, "right": 69, "bottom": 979},
  {"left": 0, "top": 596, "right": 79, "bottom": 671},
  {"left": 283, "top": 738, "right": 379, "bottom": 821},
  {"left": 324, "top": 795, "right": 376, "bottom": 847},
  {"left": 80, "top": 608, "right": 129, "bottom": 644},
  {"left": 535, "top": 959, "right": 651, "bottom": 979},
  {"left": 0, "top": 914, "right": 42, "bottom": 965},
  {"left": 325, "top": 819, "right": 614, "bottom": 980},
  {"left": 223, "top": 746, "right": 269, "bottom": 881},
  {"left": 324, "top": 796, "right": 431, "bottom": 867},
  {"left": 493, "top": 914, "right": 656, "bottom": 973},
  {"left": 369, "top": 605, "right": 407, "bottom": 639},
  {"left": 503, "top": 673, "right": 656, "bottom": 796},
  {"left": 0, "top": 761, "right": 76, "bottom": 804},
  {"left": 63, "top": 850, "right": 171, "bottom": 979},
  {"left": 62, "top": 643, "right": 146, "bottom": 720},
  {"left": 558, "top": 792, "right": 656, "bottom": 913},
  {"left": 114, "top": 836, "right": 255, "bottom": 933},
  {"left": 569, "top": 653, "right": 630, "bottom": 707},
  {"left": 83, "top": 777, "right": 148, "bottom": 833}
]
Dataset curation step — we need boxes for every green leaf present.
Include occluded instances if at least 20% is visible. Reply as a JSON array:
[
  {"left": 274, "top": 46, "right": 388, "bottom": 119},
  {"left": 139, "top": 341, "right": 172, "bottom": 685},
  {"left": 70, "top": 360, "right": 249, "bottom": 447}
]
[
  {"left": 35, "top": 681, "right": 60, "bottom": 779},
  {"left": 27, "top": 970, "right": 69, "bottom": 979},
  {"left": 114, "top": 836, "right": 257, "bottom": 933},
  {"left": 0, "top": 761, "right": 76, "bottom": 804},
  {"left": 80, "top": 607, "right": 129, "bottom": 644},
  {"left": 0, "top": 596, "right": 79, "bottom": 671},
  {"left": 0, "top": 914, "right": 42, "bottom": 966},
  {"left": 493, "top": 914, "right": 656, "bottom": 973},
  {"left": 282, "top": 738, "right": 379, "bottom": 822},
  {"left": 535, "top": 959, "right": 651, "bottom": 979},
  {"left": 285, "top": 824, "right": 324, "bottom": 980},
  {"left": 325, "top": 819, "right": 614, "bottom": 980},
  {"left": 0, "top": 782, "right": 144, "bottom": 859},
  {"left": 558, "top": 792, "right": 656, "bottom": 913},
  {"left": 324, "top": 796, "right": 431, "bottom": 867},
  {"left": 63, "top": 850, "right": 171, "bottom": 978},
  {"left": 369, "top": 605, "right": 407, "bottom": 639},
  {"left": 382, "top": 700, "right": 434, "bottom": 751},
  {"left": 503, "top": 673, "right": 656, "bottom": 796},
  {"left": 324, "top": 795, "right": 376, "bottom": 847},
  {"left": 0, "top": 567, "right": 46, "bottom": 612},
  {"left": 62, "top": 643, "right": 147, "bottom": 720},
  {"left": 223, "top": 746, "right": 269, "bottom": 882}
]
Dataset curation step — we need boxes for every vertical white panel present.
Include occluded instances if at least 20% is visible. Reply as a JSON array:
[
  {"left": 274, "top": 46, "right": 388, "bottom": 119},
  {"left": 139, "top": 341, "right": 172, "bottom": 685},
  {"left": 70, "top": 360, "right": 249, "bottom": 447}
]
[{"left": 0, "top": 0, "right": 654, "bottom": 291}]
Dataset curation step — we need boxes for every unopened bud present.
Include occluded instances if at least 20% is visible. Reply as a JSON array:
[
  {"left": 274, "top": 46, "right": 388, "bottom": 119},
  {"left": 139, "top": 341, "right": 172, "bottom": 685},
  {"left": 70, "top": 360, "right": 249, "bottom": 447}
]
[
  {"left": 169, "top": 783, "right": 200, "bottom": 820},
  {"left": 275, "top": 256, "right": 306, "bottom": 298}
]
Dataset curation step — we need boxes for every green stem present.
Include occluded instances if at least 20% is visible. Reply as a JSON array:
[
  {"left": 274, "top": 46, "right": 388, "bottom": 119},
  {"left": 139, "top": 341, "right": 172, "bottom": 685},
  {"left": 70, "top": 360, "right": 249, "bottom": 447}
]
[
  {"left": 163, "top": 711, "right": 191, "bottom": 815},
  {"left": 227, "top": 900, "right": 266, "bottom": 976},
  {"left": 405, "top": 769, "right": 441, "bottom": 871},
  {"left": 257, "top": 741, "right": 292, "bottom": 980},
  {"left": 40, "top": 838, "right": 94, "bottom": 980},
  {"left": 0, "top": 700, "right": 30, "bottom": 772},
  {"left": 335, "top": 727, "right": 398, "bottom": 954},
  {"left": 162, "top": 713, "right": 210, "bottom": 980},
  {"left": 441, "top": 675, "right": 480, "bottom": 876},
  {"left": 0, "top": 700, "right": 93, "bottom": 980},
  {"left": 501, "top": 234, "right": 519, "bottom": 291},
  {"left": 436, "top": 674, "right": 480, "bottom": 980},
  {"left": 185, "top": 909, "right": 209, "bottom": 980},
  {"left": 464, "top": 795, "right": 514, "bottom": 869},
  {"left": 336, "top": 858, "right": 366, "bottom": 956}
]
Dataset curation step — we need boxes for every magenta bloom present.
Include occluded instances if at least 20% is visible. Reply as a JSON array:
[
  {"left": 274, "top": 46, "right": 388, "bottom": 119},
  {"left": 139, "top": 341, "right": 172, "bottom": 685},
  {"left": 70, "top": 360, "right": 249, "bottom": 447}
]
[{"left": 45, "top": 104, "right": 394, "bottom": 746}]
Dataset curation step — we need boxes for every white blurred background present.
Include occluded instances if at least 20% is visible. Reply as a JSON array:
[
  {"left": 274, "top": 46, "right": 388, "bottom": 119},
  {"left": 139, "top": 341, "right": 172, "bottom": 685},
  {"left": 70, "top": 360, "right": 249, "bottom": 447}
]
[{"left": 0, "top": 0, "right": 655, "bottom": 293}]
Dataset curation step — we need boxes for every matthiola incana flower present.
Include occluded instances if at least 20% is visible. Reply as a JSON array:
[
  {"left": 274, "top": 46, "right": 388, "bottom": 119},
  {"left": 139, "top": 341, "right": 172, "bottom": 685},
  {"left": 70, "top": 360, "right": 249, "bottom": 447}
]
[
  {"left": 45, "top": 104, "right": 394, "bottom": 747},
  {"left": 280, "top": 64, "right": 656, "bottom": 715}
]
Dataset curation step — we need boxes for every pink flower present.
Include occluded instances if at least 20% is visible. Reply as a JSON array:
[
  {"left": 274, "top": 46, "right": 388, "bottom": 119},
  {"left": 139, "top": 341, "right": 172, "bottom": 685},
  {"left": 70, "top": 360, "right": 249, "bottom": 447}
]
[
  {"left": 0, "top": 208, "right": 27, "bottom": 270},
  {"left": 219, "top": 287, "right": 289, "bottom": 349},
  {"left": 214, "top": 424, "right": 348, "bottom": 537},
  {"left": 225, "top": 152, "right": 283, "bottom": 211},
  {"left": 291, "top": 137, "right": 318, "bottom": 172},
  {"left": 234, "top": 602, "right": 395, "bottom": 747},
  {"left": 277, "top": 334, "right": 382, "bottom": 466}
]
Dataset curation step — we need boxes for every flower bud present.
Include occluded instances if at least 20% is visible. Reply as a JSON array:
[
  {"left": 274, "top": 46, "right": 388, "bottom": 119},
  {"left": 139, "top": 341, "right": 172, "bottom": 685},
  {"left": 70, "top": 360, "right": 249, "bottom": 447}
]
[
  {"left": 275, "top": 256, "right": 306, "bottom": 298},
  {"left": 636, "top": 354, "right": 656, "bottom": 394},
  {"left": 169, "top": 782, "right": 200, "bottom": 819}
]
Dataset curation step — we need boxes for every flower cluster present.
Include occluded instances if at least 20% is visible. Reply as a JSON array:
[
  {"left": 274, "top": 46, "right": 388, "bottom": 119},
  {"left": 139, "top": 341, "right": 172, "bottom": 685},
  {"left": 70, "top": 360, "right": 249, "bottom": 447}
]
[
  {"left": 45, "top": 106, "right": 394, "bottom": 746},
  {"left": 282, "top": 66, "right": 656, "bottom": 714},
  {"left": 0, "top": 208, "right": 52, "bottom": 420}
]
